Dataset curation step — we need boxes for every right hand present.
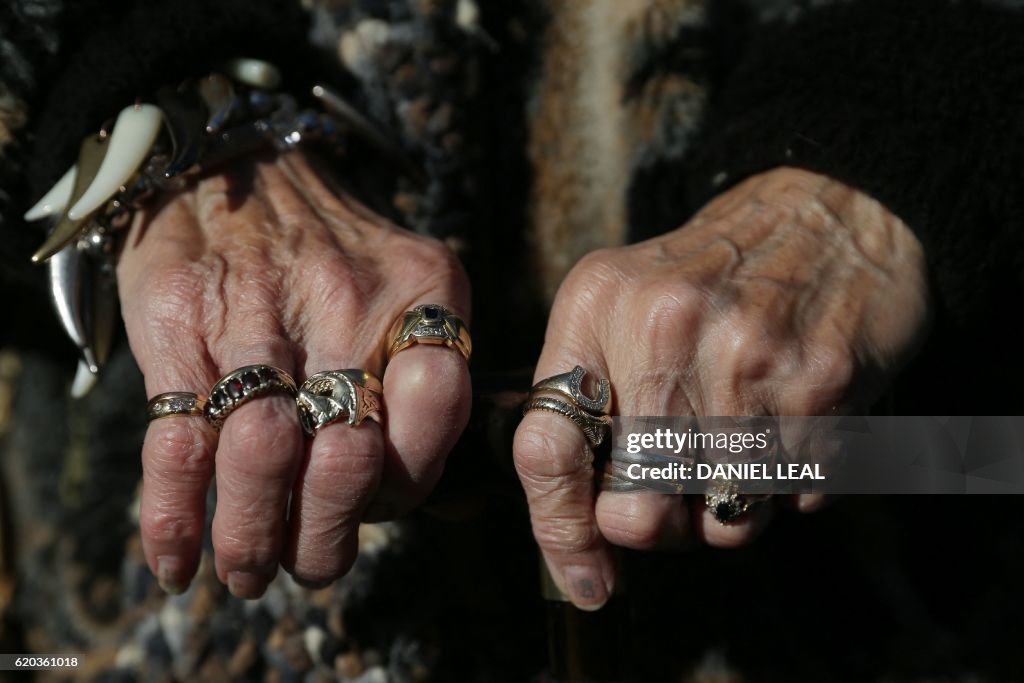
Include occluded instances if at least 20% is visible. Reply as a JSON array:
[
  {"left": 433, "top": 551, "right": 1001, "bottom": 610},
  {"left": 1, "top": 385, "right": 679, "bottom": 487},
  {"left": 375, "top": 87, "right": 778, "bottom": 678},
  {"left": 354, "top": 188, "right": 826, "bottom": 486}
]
[{"left": 117, "top": 151, "right": 471, "bottom": 597}]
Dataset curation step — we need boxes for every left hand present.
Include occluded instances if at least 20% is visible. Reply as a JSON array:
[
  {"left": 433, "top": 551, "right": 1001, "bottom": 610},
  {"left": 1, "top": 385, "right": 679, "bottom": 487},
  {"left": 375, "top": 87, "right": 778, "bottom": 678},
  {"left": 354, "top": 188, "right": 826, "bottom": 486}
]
[{"left": 513, "top": 167, "right": 930, "bottom": 609}]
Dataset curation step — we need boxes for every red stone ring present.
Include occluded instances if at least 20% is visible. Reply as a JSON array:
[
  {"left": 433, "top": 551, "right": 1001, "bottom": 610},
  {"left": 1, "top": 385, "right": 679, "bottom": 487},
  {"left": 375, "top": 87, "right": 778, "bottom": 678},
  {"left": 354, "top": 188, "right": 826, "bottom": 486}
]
[{"left": 203, "top": 364, "right": 298, "bottom": 432}]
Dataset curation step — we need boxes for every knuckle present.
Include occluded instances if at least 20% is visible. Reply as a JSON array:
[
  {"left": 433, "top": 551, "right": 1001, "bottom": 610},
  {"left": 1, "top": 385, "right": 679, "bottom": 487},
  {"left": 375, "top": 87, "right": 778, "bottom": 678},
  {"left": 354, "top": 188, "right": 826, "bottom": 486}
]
[
  {"left": 719, "top": 323, "right": 779, "bottom": 384},
  {"left": 514, "top": 423, "right": 592, "bottom": 483},
  {"left": 302, "top": 254, "right": 370, "bottom": 315},
  {"left": 798, "top": 346, "right": 856, "bottom": 410},
  {"left": 140, "top": 508, "right": 204, "bottom": 546},
  {"left": 215, "top": 533, "right": 277, "bottom": 570},
  {"left": 386, "top": 235, "right": 468, "bottom": 290},
  {"left": 307, "top": 441, "right": 380, "bottom": 492},
  {"left": 575, "top": 247, "right": 616, "bottom": 273},
  {"left": 147, "top": 421, "right": 213, "bottom": 481},
  {"left": 806, "top": 346, "right": 855, "bottom": 388},
  {"left": 412, "top": 248, "right": 468, "bottom": 294},
  {"left": 136, "top": 264, "right": 206, "bottom": 327},
  {"left": 598, "top": 505, "right": 664, "bottom": 549},
  {"left": 561, "top": 248, "right": 622, "bottom": 297},
  {"left": 634, "top": 279, "right": 706, "bottom": 355},
  {"left": 220, "top": 401, "right": 300, "bottom": 477},
  {"left": 532, "top": 516, "right": 601, "bottom": 555}
]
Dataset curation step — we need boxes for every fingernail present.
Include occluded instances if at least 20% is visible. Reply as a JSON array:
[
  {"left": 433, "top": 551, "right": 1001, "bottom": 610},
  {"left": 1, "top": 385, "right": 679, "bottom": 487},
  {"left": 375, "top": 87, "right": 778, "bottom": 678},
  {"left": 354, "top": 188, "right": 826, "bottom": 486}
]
[
  {"left": 157, "top": 556, "right": 188, "bottom": 595},
  {"left": 227, "top": 571, "right": 270, "bottom": 599},
  {"left": 563, "top": 566, "right": 610, "bottom": 611}
]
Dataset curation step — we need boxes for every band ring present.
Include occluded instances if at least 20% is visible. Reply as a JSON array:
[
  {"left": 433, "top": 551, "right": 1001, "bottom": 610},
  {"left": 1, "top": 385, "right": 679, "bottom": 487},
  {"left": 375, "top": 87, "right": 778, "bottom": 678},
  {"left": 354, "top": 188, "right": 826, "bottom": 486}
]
[
  {"left": 525, "top": 365, "right": 612, "bottom": 447},
  {"left": 705, "top": 481, "right": 772, "bottom": 523},
  {"left": 530, "top": 365, "right": 611, "bottom": 414},
  {"left": 522, "top": 395, "right": 613, "bottom": 448},
  {"left": 203, "top": 365, "right": 298, "bottom": 431},
  {"left": 147, "top": 392, "right": 207, "bottom": 423},
  {"left": 297, "top": 369, "right": 384, "bottom": 436},
  {"left": 387, "top": 304, "right": 471, "bottom": 362}
]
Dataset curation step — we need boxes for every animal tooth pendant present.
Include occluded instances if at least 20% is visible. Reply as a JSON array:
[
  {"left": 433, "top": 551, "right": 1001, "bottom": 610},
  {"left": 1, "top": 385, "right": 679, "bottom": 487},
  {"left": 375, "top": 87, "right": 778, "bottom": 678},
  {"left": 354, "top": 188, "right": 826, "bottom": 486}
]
[
  {"left": 71, "top": 360, "right": 99, "bottom": 399},
  {"left": 67, "top": 103, "right": 162, "bottom": 221},
  {"left": 23, "top": 164, "right": 76, "bottom": 221}
]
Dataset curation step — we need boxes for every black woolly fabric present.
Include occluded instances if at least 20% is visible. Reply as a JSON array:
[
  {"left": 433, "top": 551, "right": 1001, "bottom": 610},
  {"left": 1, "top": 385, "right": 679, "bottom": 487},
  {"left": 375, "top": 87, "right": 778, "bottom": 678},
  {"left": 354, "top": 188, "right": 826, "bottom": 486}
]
[
  {"left": 689, "top": 0, "right": 1024, "bottom": 332},
  {"left": 26, "top": 0, "right": 310, "bottom": 206}
]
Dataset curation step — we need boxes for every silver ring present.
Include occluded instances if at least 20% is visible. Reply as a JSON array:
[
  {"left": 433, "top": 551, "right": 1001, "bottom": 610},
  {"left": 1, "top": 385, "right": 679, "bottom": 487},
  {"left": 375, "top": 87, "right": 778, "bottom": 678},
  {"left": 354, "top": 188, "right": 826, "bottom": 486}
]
[
  {"left": 147, "top": 392, "right": 207, "bottom": 423},
  {"left": 297, "top": 369, "right": 384, "bottom": 436},
  {"left": 522, "top": 395, "right": 612, "bottom": 448},
  {"left": 203, "top": 365, "right": 297, "bottom": 431},
  {"left": 705, "top": 481, "right": 772, "bottom": 523},
  {"left": 530, "top": 365, "right": 610, "bottom": 414}
]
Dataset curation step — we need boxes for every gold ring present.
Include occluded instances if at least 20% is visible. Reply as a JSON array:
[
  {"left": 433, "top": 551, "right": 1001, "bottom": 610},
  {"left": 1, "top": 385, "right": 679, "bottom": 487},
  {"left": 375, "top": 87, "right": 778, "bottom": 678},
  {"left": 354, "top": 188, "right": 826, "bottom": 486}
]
[
  {"left": 387, "top": 304, "right": 471, "bottom": 362},
  {"left": 147, "top": 392, "right": 207, "bottom": 423},
  {"left": 203, "top": 365, "right": 297, "bottom": 431}
]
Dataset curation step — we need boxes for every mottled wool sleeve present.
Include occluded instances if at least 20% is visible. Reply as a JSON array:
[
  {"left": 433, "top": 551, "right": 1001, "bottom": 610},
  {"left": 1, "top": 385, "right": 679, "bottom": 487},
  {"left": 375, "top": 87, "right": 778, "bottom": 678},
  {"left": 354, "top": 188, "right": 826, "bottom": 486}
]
[
  {"left": 0, "top": 0, "right": 62, "bottom": 292},
  {"left": 690, "top": 0, "right": 1024, "bottom": 331}
]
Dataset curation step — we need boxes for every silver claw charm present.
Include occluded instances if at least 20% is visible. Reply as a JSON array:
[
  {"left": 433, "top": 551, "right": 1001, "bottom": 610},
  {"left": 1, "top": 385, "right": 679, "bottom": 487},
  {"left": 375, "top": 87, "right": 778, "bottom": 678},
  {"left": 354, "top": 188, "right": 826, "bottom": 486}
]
[
  {"left": 311, "top": 84, "right": 427, "bottom": 187},
  {"left": 48, "top": 245, "right": 92, "bottom": 368},
  {"left": 85, "top": 262, "right": 118, "bottom": 375},
  {"left": 198, "top": 73, "right": 238, "bottom": 134},
  {"left": 156, "top": 87, "right": 208, "bottom": 178},
  {"left": 47, "top": 243, "right": 117, "bottom": 376}
]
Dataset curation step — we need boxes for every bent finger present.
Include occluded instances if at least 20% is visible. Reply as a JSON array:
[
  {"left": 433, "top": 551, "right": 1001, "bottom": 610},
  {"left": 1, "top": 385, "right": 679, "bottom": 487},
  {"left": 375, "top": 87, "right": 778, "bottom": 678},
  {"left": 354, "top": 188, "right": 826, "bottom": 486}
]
[
  {"left": 595, "top": 491, "right": 689, "bottom": 551},
  {"left": 514, "top": 410, "right": 615, "bottom": 610},
  {"left": 378, "top": 326, "right": 472, "bottom": 520}
]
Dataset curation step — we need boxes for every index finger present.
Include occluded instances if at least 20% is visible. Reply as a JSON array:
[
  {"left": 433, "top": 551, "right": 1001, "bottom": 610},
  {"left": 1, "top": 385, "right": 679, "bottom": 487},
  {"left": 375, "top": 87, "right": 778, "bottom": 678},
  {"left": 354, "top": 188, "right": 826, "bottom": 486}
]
[
  {"left": 119, "top": 198, "right": 220, "bottom": 595},
  {"left": 132, "top": 306, "right": 219, "bottom": 595},
  {"left": 513, "top": 357, "right": 616, "bottom": 611}
]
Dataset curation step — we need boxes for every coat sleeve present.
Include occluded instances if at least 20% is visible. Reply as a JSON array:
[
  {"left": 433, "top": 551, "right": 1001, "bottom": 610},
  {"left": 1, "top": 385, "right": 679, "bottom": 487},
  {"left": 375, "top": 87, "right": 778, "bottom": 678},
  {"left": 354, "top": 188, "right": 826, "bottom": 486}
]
[{"left": 688, "top": 0, "right": 1024, "bottom": 331}]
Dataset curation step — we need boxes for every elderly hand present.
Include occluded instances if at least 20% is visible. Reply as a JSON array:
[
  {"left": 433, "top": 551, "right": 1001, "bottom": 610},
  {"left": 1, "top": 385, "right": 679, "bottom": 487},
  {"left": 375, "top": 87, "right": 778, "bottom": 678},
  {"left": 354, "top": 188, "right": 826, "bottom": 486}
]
[
  {"left": 513, "top": 167, "right": 929, "bottom": 609},
  {"left": 117, "top": 151, "right": 471, "bottom": 597}
]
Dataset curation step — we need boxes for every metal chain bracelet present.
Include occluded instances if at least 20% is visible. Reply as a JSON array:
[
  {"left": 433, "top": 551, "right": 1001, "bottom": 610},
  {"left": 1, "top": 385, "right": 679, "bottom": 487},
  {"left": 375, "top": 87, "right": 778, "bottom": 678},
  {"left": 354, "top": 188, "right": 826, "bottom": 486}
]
[{"left": 23, "top": 58, "right": 418, "bottom": 398}]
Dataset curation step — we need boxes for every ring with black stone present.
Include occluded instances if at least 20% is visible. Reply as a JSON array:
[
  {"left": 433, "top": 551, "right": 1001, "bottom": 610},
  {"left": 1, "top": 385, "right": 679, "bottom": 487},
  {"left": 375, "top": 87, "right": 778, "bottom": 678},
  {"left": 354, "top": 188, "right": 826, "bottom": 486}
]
[
  {"left": 387, "top": 304, "right": 471, "bottom": 362},
  {"left": 704, "top": 480, "right": 772, "bottom": 523},
  {"left": 203, "top": 365, "right": 298, "bottom": 431}
]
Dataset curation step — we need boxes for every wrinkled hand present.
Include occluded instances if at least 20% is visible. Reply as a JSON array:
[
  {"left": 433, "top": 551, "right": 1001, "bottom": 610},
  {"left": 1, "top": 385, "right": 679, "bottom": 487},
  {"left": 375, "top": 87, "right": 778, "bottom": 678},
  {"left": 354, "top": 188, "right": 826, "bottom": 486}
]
[
  {"left": 514, "top": 168, "right": 929, "bottom": 609},
  {"left": 118, "top": 151, "right": 471, "bottom": 597}
]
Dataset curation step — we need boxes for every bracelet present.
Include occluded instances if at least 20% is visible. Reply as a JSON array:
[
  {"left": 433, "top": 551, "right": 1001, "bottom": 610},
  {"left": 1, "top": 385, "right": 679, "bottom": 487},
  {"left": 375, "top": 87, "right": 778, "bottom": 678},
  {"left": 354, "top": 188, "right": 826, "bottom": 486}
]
[{"left": 23, "top": 58, "right": 418, "bottom": 398}]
